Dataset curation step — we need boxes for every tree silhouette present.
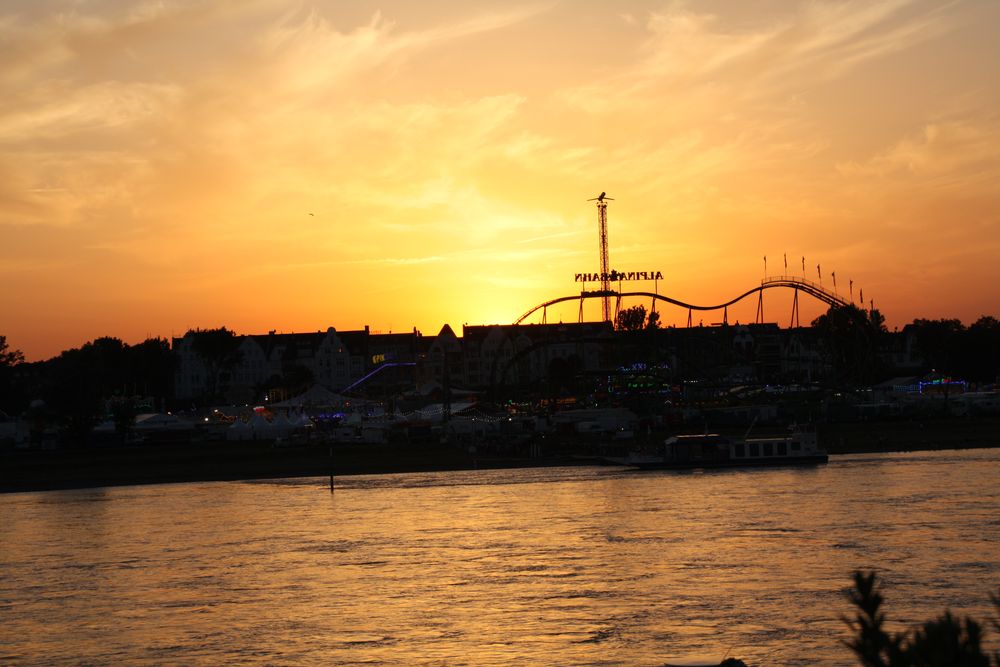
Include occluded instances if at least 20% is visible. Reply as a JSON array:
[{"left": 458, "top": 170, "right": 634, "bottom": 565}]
[
  {"left": 844, "top": 571, "right": 1000, "bottom": 666},
  {"left": 617, "top": 304, "right": 647, "bottom": 331},
  {"left": 0, "top": 335, "right": 24, "bottom": 367},
  {"left": 811, "top": 305, "right": 886, "bottom": 385},
  {"left": 909, "top": 318, "right": 966, "bottom": 375},
  {"left": 0, "top": 335, "right": 25, "bottom": 413},
  {"left": 42, "top": 339, "right": 130, "bottom": 442},
  {"left": 961, "top": 316, "right": 1000, "bottom": 381},
  {"left": 128, "top": 337, "right": 175, "bottom": 401},
  {"left": 617, "top": 305, "right": 659, "bottom": 331},
  {"left": 187, "top": 327, "right": 243, "bottom": 403}
]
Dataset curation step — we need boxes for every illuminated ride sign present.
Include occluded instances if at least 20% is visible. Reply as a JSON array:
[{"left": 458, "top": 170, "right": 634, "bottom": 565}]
[{"left": 574, "top": 270, "right": 663, "bottom": 283}]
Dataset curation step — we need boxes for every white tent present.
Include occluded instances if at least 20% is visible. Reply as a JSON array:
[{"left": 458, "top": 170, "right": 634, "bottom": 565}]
[
  {"left": 134, "top": 413, "right": 193, "bottom": 433},
  {"left": 407, "top": 401, "right": 475, "bottom": 423},
  {"left": 271, "top": 384, "right": 351, "bottom": 408},
  {"left": 248, "top": 412, "right": 271, "bottom": 440},
  {"left": 227, "top": 417, "right": 251, "bottom": 441}
]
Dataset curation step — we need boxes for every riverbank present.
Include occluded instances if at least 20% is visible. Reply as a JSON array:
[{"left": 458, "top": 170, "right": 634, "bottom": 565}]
[
  {"left": 818, "top": 416, "right": 1000, "bottom": 453},
  {"left": 3, "top": 416, "right": 999, "bottom": 493},
  {"left": 0, "top": 439, "right": 577, "bottom": 493}
]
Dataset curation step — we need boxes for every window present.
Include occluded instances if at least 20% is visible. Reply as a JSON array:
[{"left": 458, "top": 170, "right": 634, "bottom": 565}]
[
  {"left": 777, "top": 442, "right": 788, "bottom": 456},
  {"left": 733, "top": 444, "right": 745, "bottom": 458},
  {"left": 763, "top": 442, "right": 774, "bottom": 457},
  {"left": 749, "top": 442, "right": 760, "bottom": 457}
]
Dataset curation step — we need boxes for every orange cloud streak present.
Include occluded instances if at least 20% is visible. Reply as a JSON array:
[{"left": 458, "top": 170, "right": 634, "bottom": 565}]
[{"left": 2, "top": 0, "right": 1000, "bottom": 360}]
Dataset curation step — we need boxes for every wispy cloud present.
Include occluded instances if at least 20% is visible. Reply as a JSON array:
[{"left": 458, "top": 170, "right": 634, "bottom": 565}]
[
  {"left": 839, "top": 120, "right": 1000, "bottom": 180},
  {"left": 355, "top": 256, "right": 445, "bottom": 266},
  {"left": 562, "top": 0, "right": 950, "bottom": 110},
  {"left": 2, "top": 0, "right": 1000, "bottom": 359}
]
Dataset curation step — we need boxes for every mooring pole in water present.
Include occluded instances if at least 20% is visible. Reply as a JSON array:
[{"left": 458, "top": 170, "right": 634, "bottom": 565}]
[{"left": 329, "top": 446, "right": 334, "bottom": 492}]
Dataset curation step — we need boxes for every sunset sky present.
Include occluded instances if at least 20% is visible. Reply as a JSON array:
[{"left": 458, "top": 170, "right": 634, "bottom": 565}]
[{"left": 3, "top": 0, "right": 1000, "bottom": 360}]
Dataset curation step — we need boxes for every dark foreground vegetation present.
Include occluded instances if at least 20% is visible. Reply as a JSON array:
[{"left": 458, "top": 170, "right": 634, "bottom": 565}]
[
  {"left": 844, "top": 571, "right": 1000, "bottom": 667},
  {"left": 718, "top": 571, "right": 1000, "bottom": 667}
]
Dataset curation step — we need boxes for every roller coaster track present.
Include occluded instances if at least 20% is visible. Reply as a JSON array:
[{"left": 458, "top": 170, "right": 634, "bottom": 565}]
[
  {"left": 515, "top": 276, "right": 852, "bottom": 326},
  {"left": 341, "top": 361, "right": 416, "bottom": 395}
]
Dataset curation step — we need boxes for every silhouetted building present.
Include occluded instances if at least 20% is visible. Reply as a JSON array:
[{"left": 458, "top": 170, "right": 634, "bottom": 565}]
[
  {"left": 170, "top": 318, "right": 928, "bottom": 404},
  {"left": 172, "top": 326, "right": 421, "bottom": 402}
]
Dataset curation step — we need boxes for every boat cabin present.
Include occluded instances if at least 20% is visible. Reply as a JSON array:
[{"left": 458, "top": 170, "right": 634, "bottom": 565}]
[{"left": 660, "top": 428, "right": 824, "bottom": 465}]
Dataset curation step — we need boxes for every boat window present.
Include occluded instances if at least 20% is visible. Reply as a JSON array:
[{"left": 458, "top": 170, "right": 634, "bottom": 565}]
[
  {"left": 733, "top": 443, "right": 745, "bottom": 458},
  {"left": 777, "top": 442, "right": 788, "bottom": 456},
  {"left": 749, "top": 442, "right": 760, "bottom": 457},
  {"left": 791, "top": 441, "right": 801, "bottom": 451},
  {"left": 763, "top": 442, "right": 774, "bottom": 457}
]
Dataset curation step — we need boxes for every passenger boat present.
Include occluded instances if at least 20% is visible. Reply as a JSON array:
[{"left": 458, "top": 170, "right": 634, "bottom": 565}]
[{"left": 615, "top": 426, "right": 828, "bottom": 469}]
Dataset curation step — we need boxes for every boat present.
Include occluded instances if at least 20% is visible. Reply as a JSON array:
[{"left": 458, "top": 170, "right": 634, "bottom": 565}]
[{"left": 614, "top": 426, "right": 828, "bottom": 469}]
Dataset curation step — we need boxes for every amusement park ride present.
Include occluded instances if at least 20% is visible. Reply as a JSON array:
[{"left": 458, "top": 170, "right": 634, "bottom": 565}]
[
  {"left": 514, "top": 194, "right": 873, "bottom": 328},
  {"left": 586, "top": 191, "right": 614, "bottom": 322}
]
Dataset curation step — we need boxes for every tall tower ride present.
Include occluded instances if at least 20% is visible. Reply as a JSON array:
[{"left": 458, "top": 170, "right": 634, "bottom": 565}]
[{"left": 588, "top": 191, "right": 614, "bottom": 322}]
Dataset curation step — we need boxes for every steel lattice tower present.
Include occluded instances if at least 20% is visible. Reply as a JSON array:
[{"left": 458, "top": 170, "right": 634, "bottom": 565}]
[
  {"left": 585, "top": 192, "right": 615, "bottom": 321},
  {"left": 596, "top": 198, "right": 611, "bottom": 321}
]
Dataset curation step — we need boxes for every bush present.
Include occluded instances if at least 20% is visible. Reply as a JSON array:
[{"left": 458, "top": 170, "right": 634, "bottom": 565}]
[{"left": 844, "top": 570, "right": 1000, "bottom": 666}]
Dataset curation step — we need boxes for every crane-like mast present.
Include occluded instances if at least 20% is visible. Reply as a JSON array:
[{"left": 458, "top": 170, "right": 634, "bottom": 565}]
[{"left": 588, "top": 192, "right": 614, "bottom": 322}]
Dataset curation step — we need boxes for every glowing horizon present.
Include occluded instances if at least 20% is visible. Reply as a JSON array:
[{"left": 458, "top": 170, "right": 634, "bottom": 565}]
[{"left": 4, "top": 1, "right": 1000, "bottom": 361}]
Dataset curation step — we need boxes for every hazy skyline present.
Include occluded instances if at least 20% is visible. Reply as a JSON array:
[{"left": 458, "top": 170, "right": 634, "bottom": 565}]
[{"left": 4, "top": 0, "right": 1000, "bottom": 360}]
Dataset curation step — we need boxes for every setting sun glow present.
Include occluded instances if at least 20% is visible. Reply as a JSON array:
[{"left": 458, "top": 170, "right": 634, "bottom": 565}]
[{"left": 3, "top": 1, "right": 1000, "bottom": 360}]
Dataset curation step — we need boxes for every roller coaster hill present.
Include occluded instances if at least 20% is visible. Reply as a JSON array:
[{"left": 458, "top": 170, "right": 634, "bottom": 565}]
[
  {"left": 519, "top": 193, "right": 872, "bottom": 330},
  {"left": 515, "top": 272, "right": 857, "bottom": 330},
  {"left": 496, "top": 273, "right": 897, "bottom": 396},
  {"left": 486, "top": 192, "right": 900, "bottom": 398}
]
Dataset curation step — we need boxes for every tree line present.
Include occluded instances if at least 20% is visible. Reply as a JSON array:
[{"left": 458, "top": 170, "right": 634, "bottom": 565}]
[
  {"left": 614, "top": 304, "right": 1000, "bottom": 386},
  {"left": 2, "top": 311, "right": 999, "bottom": 428},
  {"left": 809, "top": 308, "right": 1000, "bottom": 385},
  {"left": 0, "top": 328, "right": 319, "bottom": 436}
]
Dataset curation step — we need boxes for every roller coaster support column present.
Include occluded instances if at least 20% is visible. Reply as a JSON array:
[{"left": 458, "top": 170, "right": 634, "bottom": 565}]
[
  {"left": 755, "top": 289, "right": 764, "bottom": 324},
  {"left": 687, "top": 308, "right": 693, "bottom": 328},
  {"left": 723, "top": 306, "right": 729, "bottom": 326},
  {"left": 790, "top": 288, "right": 800, "bottom": 328},
  {"left": 578, "top": 296, "right": 584, "bottom": 323}
]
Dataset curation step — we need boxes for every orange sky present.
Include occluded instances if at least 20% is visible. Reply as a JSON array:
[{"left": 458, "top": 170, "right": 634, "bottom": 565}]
[{"left": 3, "top": 0, "right": 1000, "bottom": 361}]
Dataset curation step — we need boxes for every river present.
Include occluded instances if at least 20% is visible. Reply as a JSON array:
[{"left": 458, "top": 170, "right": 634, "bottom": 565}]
[{"left": 2, "top": 448, "right": 999, "bottom": 665}]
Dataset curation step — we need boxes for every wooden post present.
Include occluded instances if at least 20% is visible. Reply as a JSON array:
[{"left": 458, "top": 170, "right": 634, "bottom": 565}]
[{"left": 329, "top": 446, "right": 334, "bottom": 492}]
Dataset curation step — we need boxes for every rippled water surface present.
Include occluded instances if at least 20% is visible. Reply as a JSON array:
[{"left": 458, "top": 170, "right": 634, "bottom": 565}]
[{"left": 3, "top": 449, "right": 1000, "bottom": 665}]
